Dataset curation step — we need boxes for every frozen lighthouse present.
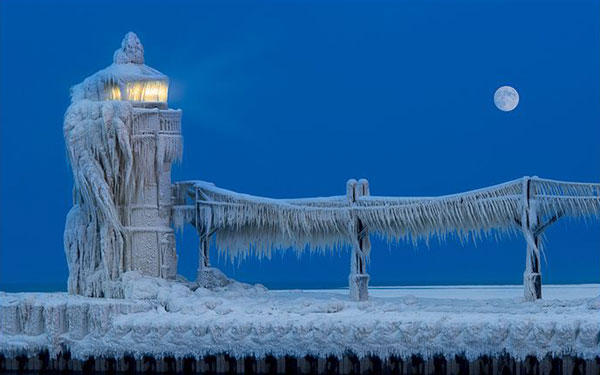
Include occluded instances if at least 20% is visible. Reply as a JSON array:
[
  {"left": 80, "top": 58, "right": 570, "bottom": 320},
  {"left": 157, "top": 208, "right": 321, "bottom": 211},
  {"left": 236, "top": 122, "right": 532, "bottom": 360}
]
[{"left": 64, "top": 33, "right": 182, "bottom": 297}]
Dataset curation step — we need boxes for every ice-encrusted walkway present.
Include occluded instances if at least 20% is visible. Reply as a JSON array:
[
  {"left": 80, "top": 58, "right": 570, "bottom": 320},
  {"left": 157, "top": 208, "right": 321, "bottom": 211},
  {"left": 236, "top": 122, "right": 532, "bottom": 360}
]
[{"left": 1, "top": 281, "right": 598, "bottom": 361}]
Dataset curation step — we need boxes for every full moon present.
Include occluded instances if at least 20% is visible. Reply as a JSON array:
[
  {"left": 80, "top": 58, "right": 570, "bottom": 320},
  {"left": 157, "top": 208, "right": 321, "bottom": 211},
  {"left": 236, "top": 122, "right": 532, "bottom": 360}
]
[{"left": 494, "top": 86, "right": 519, "bottom": 111}]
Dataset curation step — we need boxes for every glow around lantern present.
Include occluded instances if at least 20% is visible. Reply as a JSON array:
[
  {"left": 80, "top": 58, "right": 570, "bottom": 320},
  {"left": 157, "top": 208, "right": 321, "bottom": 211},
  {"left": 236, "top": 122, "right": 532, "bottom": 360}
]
[
  {"left": 106, "top": 80, "right": 169, "bottom": 103},
  {"left": 125, "top": 80, "right": 169, "bottom": 102}
]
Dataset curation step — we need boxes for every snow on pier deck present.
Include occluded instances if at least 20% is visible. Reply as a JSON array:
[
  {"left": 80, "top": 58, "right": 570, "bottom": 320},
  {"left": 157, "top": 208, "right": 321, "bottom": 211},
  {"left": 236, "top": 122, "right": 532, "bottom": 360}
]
[{"left": 1, "top": 284, "right": 599, "bottom": 373}]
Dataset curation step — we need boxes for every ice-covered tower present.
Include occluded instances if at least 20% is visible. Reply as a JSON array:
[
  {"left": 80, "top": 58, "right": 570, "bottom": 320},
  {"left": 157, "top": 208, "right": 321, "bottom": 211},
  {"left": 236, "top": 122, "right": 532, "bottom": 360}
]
[{"left": 64, "top": 33, "right": 182, "bottom": 297}]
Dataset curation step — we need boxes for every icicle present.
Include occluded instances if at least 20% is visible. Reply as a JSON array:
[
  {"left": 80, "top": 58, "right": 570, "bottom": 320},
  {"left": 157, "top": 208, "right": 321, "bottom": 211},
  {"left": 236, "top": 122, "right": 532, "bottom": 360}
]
[
  {"left": 63, "top": 100, "right": 135, "bottom": 298},
  {"left": 175, "top": 176, "right": 600, "bottom": 262}
]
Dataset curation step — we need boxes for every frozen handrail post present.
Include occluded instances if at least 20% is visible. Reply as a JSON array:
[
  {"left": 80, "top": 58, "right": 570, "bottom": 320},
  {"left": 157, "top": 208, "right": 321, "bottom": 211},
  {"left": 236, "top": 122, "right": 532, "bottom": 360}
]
[
  {"left": 348, "top": 178, "right": 371, "bottom": 301},
  {"left": 520, "top": 176, "right": 542, "bottom": 301},
  {"left": 197, "top": 184, "right": 211, "bottom": 271},
  {"left": 193, "top": 182, "right": 230, "bottom": 288},
  {"left": 516, "top": 176, "right": 598, "bottom": 301}
]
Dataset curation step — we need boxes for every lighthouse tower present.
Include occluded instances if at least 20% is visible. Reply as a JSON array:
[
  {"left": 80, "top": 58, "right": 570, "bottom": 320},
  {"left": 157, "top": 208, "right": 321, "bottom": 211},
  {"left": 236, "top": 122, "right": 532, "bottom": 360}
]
[{"left": 64, "top": 33, "right": 182, "bottom": 297}]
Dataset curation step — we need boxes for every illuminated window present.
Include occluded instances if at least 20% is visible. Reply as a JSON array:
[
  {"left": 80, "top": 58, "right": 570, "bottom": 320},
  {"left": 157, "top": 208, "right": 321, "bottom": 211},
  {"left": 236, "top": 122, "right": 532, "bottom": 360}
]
[
  {"left": 105, "top": 80, "right": 168, "bottom": 102},
  {"left": 106, "top": 84, "right": 122, "bottom": 100},
  {"left": 125, "top": 80, "right": 168, "bottom": 102}
]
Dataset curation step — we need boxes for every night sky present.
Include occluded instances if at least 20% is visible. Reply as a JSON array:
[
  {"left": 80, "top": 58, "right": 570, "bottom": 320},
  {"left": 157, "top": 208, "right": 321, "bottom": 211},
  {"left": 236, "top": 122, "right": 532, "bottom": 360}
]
[{"left": 1, "top": 0, "right": 599, "bottom": 290}]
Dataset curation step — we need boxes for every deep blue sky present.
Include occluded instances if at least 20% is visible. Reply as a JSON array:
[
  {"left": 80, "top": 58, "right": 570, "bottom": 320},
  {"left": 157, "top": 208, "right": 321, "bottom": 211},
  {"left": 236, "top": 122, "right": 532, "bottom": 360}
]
[{"left": 1, "top": 0, "right": 599, "bottom": 290}]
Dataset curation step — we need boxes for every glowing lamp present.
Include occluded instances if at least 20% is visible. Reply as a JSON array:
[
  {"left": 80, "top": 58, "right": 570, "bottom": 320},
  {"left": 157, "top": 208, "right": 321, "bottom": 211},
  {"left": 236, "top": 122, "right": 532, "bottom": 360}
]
[
  {"left": 126, "top": 80, "right": 168, "bottom": 102},
  {"left": 106, "top": 80, "right": 168, "bottom": 103}
]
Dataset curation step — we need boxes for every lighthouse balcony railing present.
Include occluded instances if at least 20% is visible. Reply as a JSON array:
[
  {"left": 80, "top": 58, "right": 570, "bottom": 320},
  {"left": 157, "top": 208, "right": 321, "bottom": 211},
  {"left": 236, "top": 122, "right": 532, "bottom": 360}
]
[{"left": 130, "top": 107, "right": 182, "bottom": 134}]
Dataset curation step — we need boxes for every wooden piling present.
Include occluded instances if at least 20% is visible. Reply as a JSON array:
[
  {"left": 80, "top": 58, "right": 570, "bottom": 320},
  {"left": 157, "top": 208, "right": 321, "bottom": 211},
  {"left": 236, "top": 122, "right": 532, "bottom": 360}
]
[
  {"left": 277, "top": 357, "right": 286, "bottom": 374},
  {"left": 264, "top": 355, "right": 277, "bottom": 375},
  {"left": 1, "top": 352, "right": 598, "bottom": 374},
  {"left": 433, "top": 355, "right": 446, "bottom": 375},
  {"left": 286, "top": 355, "right": 299, "bottom": 375},
  {"left": 325, "top": 355, "right": 340, "bottom": 375}
]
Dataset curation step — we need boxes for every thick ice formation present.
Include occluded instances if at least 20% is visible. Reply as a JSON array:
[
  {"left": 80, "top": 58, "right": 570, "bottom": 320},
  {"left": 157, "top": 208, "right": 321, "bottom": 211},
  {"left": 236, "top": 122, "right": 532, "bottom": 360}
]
[
  {"left": 171, "top": 177, "right": 600, "bottom": 302},
  {"left": 113, "top": 32, "right": 145, "bottom": 64},
  {"left": 1, "top": 285, "right": 599, "bottom": 361},
  {"left": 63, "top": 33, "right": 181, "bottom": 298},
  {"left": 64, "top": 100, "right": 134, "bottom": 298},
  {"left": 174, "top": 177, "right": 600, "bottom": 260}
]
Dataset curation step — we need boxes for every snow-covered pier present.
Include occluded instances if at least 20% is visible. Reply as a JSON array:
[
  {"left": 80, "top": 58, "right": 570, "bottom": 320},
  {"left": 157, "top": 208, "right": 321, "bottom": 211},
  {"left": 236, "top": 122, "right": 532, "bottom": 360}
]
[{"left": 1, "top": 285, "right": 599, "bottom": 374}]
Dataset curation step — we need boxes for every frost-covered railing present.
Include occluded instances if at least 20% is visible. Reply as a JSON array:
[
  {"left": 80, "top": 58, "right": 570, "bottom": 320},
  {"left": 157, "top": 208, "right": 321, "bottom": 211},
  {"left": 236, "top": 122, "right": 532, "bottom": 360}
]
[{"left": 171, "top": 177, "right": 600, "bottom": 301}]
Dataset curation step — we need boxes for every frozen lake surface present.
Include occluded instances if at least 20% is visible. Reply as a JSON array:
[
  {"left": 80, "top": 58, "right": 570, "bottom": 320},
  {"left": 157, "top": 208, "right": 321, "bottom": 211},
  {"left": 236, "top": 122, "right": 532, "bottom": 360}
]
[{"left": 294, "top": 284, "right": 600, "bottom": 300}]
